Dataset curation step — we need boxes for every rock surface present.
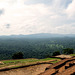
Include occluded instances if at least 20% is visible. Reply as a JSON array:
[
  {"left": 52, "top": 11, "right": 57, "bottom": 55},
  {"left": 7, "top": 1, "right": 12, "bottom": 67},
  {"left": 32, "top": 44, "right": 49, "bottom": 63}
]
[{"left": 0, "top": 64, "right": 51, "bottom": 75}]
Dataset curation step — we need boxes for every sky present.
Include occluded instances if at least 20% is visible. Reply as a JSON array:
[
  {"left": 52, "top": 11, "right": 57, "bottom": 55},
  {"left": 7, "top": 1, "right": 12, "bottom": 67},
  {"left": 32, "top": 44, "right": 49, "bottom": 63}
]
[{"left": 0, "top": 0, "right": 75, "bottom": 35}]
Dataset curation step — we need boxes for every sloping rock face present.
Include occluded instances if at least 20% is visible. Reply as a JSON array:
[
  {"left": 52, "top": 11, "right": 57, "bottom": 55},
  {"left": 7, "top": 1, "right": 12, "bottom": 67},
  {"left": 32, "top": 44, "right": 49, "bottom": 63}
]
[
  {"left": 0, "top": 62, "right": 4, "bottom": 65},
  {"left": 39, "top": 57, "right": 75, "bottom": 75},
  {"left": 0, "top": 64, "right": 51, "bottom": 75}
]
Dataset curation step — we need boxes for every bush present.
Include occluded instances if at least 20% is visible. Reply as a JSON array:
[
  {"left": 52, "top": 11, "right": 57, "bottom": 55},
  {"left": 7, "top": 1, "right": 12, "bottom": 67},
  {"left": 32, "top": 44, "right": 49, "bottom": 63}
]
[
  {"left": 63, "top": 48, "right": 74, "bottom": 54},
  {"left": 52, "top": 51, "right": 60, "bottom": 56},
  {"left": 12, "top": 52, "right": 24, "bottom": 59}
]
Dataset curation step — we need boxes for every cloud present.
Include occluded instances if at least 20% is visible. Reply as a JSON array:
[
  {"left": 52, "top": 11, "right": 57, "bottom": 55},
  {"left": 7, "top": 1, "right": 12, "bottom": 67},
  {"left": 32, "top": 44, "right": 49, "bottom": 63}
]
[
  {"left": 5, "top": 24, "right": 10, "bottom": 28},
  {"left": 24, "top": 0, "right": 53, "bottom": 5},
  {"left": 0, "top": 0, "right": 75, "bottom": 35},
  {"left": 55, "top": 23, "right": 75, "bottom": 34},
  {"left": 0, "top": 9, "right": 4, "bottom": 16},
  {"left": 66, "top": 0, "right": 75, "bottom": 18}
]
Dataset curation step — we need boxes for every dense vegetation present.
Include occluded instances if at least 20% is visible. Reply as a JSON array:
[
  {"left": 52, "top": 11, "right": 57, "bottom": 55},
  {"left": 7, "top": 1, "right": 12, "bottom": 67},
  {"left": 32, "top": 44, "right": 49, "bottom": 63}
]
[{"left": 0, "top": 37, "right": 75, "bottom": 60}]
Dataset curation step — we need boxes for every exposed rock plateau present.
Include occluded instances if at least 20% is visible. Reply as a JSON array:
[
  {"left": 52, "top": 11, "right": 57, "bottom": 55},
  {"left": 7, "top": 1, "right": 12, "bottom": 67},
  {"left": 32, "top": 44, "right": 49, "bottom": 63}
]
[
  {"left": 0, "top": 64, "right": 51, "bottom": 75},
  {"left": 0, "top": 56, "right": 75, "bottom": 75},
  {"left": 39, "top": 57, "right": 75, "bottom": 75}
]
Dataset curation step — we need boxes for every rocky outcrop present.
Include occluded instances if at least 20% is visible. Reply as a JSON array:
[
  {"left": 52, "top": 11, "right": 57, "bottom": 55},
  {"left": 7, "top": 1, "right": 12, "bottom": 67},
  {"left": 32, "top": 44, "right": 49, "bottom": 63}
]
[
  {"left": 0, "top": 62, "right": 4, "bottom": 65},
  {"left": 0, "top": 64, "right": 51, "bottom": 75},
  {"left": 39, "top": 57, "right": 75, "bottom": 75}
]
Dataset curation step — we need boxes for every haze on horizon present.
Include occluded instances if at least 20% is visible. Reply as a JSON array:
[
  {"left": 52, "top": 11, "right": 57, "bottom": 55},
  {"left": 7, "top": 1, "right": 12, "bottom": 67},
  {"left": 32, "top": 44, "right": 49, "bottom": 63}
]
[{"left": 0, "top": 0, "right": 75, "bottom": 35}]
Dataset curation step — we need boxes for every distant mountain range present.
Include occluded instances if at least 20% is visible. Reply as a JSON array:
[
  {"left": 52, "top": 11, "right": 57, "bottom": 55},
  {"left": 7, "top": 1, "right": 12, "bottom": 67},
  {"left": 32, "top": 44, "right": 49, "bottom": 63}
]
[{"left": 0, "top": 33, "right": 75, "bottom": 38}]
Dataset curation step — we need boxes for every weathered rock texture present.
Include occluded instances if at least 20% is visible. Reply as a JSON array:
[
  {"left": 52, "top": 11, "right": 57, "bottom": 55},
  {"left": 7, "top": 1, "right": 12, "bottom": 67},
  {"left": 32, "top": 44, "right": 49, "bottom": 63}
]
[
  {"left": 39, "top": 57, "right": 75, "bottom": 75},
  {"left": 0, "top": 64, "right": 50, "bottom": 75}
]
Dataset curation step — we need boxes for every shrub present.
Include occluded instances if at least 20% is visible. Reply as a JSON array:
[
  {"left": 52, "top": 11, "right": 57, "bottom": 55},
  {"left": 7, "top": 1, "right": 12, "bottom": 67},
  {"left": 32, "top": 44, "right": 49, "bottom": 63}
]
[
  {"left": 63, "top": 48, "right": 74, "bottom": 54},
  {"left": 12, "top": 52, "right": 24, "bottom": 59},
  {"left": 52, "top": 51, "right": 60, "bottom": 56}
]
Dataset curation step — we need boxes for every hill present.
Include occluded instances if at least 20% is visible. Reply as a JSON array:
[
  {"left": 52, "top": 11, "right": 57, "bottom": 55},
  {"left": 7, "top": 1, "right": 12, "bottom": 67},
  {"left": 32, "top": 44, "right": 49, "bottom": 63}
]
[{"left": 0, "top": 33, "right": 75, "bottom": 38}]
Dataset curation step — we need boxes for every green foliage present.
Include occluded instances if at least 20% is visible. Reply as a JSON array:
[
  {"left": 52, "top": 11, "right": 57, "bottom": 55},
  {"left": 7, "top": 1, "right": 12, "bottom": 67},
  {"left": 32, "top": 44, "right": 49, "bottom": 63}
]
[
  {"left": 12, "top": 52, "right": 24, "bottom": 59},
  {"left": 63, "top": 48, "right": 74, "bottom": 54},
  {"left": 52, "top": 51, "right": 60, "bottom": 56},
  {"left": 0, "top": 37, "right": 75, "bottom": 60}
]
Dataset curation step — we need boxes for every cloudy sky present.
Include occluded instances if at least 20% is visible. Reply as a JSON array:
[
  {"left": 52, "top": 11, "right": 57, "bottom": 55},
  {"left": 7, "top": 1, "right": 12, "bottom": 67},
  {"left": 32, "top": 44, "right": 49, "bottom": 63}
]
[{"left": 0, "top": 0, "right": 75, "bottom": 35}]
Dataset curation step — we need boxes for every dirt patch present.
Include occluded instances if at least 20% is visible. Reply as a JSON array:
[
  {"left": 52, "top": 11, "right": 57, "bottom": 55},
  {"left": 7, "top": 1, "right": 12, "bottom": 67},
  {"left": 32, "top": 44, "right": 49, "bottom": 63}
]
[
  {"left": 55, "top": 54, "right": 73, "bottom": 58},
  {"left": 0, "top": 64, "right": 51, "bottom": 75}
]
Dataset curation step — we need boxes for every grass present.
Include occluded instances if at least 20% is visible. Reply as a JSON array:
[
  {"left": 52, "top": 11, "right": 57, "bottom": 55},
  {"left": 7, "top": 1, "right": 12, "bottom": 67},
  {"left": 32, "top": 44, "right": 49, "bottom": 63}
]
[
  {"left": 0, "top": 58, "right": 60, "bottom": 69},
  {"left": 51, "top": 60, "right": 59, "bottom": 63},
  {"left": 2, "top": 59, "right": 38, "bottom": 64},
  {"left": 39, "top": 58, "right": 60, "bottom": 61},
  {"left": 2, "top": 58, "right": 60, "bottom": 64},
  {"left": 70, "top": 54, "right": 75, "bottom": 56}
]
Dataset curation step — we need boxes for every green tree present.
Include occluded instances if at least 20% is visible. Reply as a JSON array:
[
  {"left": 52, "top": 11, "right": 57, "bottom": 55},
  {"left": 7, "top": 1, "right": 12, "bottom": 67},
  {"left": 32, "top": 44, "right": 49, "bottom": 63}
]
[
  {"left": 63, "top": 48, "right": 74, "bottom": 54},
  {"left": 12, "top": 52, "right": 24, "bottom": 59},
  {"left": 52, "top": 51, "right": 60, "bottom": 56}
]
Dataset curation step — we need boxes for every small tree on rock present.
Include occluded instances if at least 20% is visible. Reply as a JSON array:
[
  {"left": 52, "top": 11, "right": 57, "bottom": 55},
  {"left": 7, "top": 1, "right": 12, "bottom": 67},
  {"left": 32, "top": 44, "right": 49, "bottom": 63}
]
[
  {"left": 52, "top": 51, "right": 60, "bottom": 56},
  {"left": 12, "top": 52, "right": 24, "bottom": 59},
  {"left": 63, "top": 48, "right": 74, "bottom": 54}
]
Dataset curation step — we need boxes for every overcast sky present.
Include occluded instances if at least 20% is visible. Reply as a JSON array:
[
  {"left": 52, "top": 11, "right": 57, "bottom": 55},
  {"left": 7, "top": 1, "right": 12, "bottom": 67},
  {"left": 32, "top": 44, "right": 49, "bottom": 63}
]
[{"left": 0, "top": 0, "right": 75, "bottom": 35}]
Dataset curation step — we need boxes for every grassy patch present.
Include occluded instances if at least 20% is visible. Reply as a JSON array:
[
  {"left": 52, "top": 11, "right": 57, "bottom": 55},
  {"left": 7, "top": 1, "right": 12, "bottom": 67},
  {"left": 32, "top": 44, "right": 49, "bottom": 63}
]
[
  {"left": 70, "top": 54, "right": 75, "bottom": 56},
  {"left": 0, "top": 58, "right": 60, "bottom": 69},
  {"left": 2, "top": 59, "right": 38, "bottom": 64},
  {"left": 2, "top": 58, "right": 60, "bottom": 64},
  {"left": 51, "top": 60, "right": 59, "bottom": 63}
]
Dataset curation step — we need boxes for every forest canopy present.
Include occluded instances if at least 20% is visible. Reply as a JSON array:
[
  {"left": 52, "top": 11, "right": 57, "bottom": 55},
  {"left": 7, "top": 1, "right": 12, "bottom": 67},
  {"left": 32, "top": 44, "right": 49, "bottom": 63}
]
[{"left": 0, "top": 37, "right": 75, "bottom": 60}]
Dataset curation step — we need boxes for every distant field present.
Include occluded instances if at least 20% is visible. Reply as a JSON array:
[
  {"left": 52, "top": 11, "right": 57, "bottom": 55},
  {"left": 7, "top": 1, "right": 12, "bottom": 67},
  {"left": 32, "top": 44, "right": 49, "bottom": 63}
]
[{"left": 0, "top": 58, "right": 60, "bottom": 69}]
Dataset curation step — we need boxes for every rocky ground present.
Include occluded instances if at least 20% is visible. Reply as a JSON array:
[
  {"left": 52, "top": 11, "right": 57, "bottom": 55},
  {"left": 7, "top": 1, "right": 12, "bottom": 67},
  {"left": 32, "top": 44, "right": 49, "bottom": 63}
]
[
  {"left": 39, "top": 57, "right": 75, "bottom": 75},
  {"left": 0, "top": 55, "right": 75, "bottom": 75},
  {"left": 0, "top": 64, "right": 51, "bottom": 75}
]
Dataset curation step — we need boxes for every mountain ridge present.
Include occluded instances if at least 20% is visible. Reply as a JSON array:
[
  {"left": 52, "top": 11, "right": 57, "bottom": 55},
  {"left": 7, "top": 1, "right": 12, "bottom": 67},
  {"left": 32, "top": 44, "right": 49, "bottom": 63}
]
[{"left": 0, "top": 33, "right": 75, "bottom": 38}]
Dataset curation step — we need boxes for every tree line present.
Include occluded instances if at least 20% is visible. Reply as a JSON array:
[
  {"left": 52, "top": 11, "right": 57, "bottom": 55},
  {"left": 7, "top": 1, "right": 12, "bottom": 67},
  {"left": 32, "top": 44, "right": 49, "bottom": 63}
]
[{"left": 12, "top": 48, "right": 74, "bottom": 59}]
